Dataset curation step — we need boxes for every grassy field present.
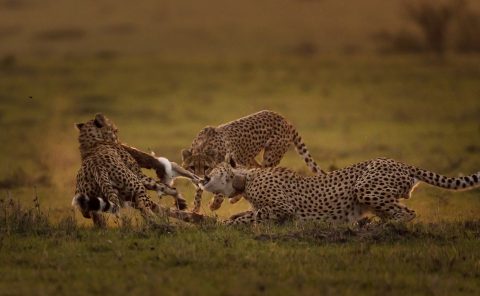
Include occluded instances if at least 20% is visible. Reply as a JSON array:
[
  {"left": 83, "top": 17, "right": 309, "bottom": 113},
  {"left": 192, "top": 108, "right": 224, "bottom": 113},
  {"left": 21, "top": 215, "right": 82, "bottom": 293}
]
[
  {"left": 2, "top": 0, "right": 479, "bottom": 58},
  {"left": 1, "top": 54, "right": 480, "bottom": 295},
  {"left": 0, "top": 0, "right": 418, "bottom": 57}
]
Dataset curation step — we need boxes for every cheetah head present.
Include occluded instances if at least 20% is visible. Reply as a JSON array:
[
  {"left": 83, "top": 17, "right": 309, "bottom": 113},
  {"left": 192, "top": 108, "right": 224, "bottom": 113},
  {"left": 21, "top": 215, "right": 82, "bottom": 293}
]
[
  {"left": 75, "top": 113, "right": 119, "bottom": 150},
  {"left": 200, "top": 157, "right": 246, "bottom": 198},
  {"left": 181, "top": 126, "right": 225, "bottom": 176},
  {"left": 181, "top": 148, "right": 219, "bottom": 177}
]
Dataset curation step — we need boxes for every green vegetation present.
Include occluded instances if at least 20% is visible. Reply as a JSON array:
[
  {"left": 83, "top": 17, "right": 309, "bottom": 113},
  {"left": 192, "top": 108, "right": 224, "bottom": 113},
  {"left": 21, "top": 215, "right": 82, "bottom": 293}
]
[
  {"left": 0, "top": 54, "right": 479, "bottom": 295},
  {"left": 1, "top": 1, "right": 479, "bottom": 294},
  {"left": 1, "top": 199, "right": 480, "bottom": 295}
]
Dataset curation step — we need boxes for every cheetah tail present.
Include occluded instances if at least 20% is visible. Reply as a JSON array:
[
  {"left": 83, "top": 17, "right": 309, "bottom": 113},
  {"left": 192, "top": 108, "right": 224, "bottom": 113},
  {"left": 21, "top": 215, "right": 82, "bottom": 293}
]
[
  {"left": 410, "top": 167, "right": 480, "bottom": 190},
  {"left": 72, "top": 194, "right": 116, "bottom": 214},
  {"left": 291, "top": 127, "right": 326, "bottom": 175}
]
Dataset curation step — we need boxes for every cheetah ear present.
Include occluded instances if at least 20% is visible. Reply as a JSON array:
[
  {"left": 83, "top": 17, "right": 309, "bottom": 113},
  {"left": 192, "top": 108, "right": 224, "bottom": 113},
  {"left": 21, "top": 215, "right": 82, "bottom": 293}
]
[
  {"left": 181, "top": 149, "right": 192, "bottom": 161},
  {"left": 232, "top": 174, "right": 246, "bottom": 191},
  {"left": 227, "top": 155, "right": 237, "bottom": 168},
  {"left": 75, "top": 123, "right": 85, "bottom": 130},
  {"left": 225, "top": 154, "right": 237, "bottom": 168},
  {"left": 203, "top": 126, "right": 217, "bottom": 137},
  {"left": 94, "top": 113, "right": 107, "bottom": 128}
]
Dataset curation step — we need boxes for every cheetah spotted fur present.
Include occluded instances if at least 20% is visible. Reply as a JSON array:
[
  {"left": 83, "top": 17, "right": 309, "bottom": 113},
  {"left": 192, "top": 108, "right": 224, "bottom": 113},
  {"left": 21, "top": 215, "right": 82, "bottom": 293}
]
[
  {"left": 201, "top": 157, "right": 480, "bottom": 225},
  {"left": 182, "top": 110, "right": 325, "bottom": 213},
  {"left": 72, "top": 114, "right": 188, "bottom": 225}
]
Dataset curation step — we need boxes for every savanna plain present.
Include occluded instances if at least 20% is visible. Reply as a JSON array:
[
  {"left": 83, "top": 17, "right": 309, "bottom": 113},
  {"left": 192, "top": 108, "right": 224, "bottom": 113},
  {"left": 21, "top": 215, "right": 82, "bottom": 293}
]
[
  {"left": 1, "top": 1, "right": 480, "bottom": 295},
  {"left": 1, "top": 55, "right": 479, "bottom": 296}
]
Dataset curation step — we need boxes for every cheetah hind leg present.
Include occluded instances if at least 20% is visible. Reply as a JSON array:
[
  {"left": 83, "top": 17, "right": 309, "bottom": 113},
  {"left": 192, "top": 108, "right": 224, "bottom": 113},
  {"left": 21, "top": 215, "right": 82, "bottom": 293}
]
[
  {"left": 262, "top": 137, "right": 290, "bottom": 168},
  {"left": 248, "top": 158, "right": 262, "bottom": 168},
  {"left": 94, "top": 170, "right": 122, "bottom": 214},
  {"left": 361, "top": 196, "right": 416, "bottom": 223},
  {"left": 91, "top": 212, "right": 107, "bottom": 228}
]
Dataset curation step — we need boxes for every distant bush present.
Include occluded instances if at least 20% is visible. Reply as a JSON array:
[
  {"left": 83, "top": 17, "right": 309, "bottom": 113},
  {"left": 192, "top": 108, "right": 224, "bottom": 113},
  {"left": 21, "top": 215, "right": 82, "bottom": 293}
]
[
  {"left": 0, "top": 54, "right": 16, "bottom": 70},
  {"left": 403, "top": 0, "right": 462, "bottom": 55},
  {"left": 34, "top": 28, "right": 86, "bottom": 41},
  {"left": 375, "top": 0, "right": 480, "bottom": 54},
  {"left": 454, "top": 10, "right": 480, "bottom": 52},
  {"left": 289, "top": 41, "right": 318, "bottom": 58},
  {"left": 373, "top": 30, "right": 424, "bottom": 53}
]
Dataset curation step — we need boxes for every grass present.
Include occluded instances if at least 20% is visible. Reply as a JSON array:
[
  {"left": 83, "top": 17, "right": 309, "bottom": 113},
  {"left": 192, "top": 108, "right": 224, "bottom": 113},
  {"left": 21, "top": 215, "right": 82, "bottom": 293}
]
[
  {"left": 1, "top": 200, "right": 480, "bottom": 295},
  {"left": 0, "top": 54, "right": 479, "bottom": 295}
]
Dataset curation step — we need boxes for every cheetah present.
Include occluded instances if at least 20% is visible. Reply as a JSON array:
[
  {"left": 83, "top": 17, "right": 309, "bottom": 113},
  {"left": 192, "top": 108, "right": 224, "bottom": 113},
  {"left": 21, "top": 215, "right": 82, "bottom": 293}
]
[
  {"left": 182, "top": 110, "right": 325, "bottom": 213},
  {"left": 200, "top": 157, "right": 480, "bottom": 225},
  {"left": 72, "top": 113, "right": 199, "bottom": 225}
]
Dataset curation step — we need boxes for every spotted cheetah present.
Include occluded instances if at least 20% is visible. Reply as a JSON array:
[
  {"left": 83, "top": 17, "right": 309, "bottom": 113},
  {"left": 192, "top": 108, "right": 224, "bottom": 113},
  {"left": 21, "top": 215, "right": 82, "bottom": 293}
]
[
  {"left": 200, "top": 157, "right": 480, "bottom": 225},
  {"left": 72, "top": 114, "right": 199, "bottom": 225},
  {"left": 182, "top": 110, "right": 325, "bottom": 213}
]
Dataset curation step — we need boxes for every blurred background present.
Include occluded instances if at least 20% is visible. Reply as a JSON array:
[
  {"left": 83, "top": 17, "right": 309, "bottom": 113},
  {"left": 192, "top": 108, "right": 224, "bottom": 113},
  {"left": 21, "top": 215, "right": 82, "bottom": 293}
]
[
  {"left": 1, "top": 0, "right": 480, "bottom": 57},
  {"left": 0, "top": 0, "right": 479, "bottom": 222}
]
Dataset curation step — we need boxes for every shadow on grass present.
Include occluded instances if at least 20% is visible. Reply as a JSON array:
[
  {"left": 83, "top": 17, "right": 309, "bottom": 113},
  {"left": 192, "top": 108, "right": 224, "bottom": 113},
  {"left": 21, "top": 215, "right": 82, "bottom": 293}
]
[
  {"left": 2, "top": 196, "right": 479, "bottom": 246},
  {"left": 251, "top": 220, "right": 480, "bottom": 244},
  {"left": 0, "top": 196, "right": 178, "bottom": 239}
]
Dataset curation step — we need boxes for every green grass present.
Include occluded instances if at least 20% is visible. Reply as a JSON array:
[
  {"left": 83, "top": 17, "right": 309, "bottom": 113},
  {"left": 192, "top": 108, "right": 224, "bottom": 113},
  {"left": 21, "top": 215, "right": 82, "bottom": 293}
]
[
  {"left": 1, "top": 202, "right": 480, "bottom": 296},
  {"left": 0, "top": 54, "right": 480, "bottom": 295},
  {"left": 2, "top": 228, "right": 477, "bottom": 295}
]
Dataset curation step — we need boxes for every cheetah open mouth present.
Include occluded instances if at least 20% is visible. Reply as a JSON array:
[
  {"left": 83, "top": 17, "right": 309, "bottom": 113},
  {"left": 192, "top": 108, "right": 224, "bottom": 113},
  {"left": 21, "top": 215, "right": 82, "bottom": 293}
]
[
  {"left": 201, "top": 175, "right": 211, "bottom": 184},
  {"left": 198, "top": 177, "right": 210, "bottom": 190},
  {"left": 199, "top": 176, "right": 223, "bottom": 195}
]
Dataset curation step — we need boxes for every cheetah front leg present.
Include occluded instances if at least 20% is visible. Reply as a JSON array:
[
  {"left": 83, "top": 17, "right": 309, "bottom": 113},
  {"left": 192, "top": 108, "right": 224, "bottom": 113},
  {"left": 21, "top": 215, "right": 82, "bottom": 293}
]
[
  {"left": 225, "top": 204, "right": 295, "bottom": 225},
  {"left": 192, "top": 188, "right": 203, "bottom": 213},
  {"left": 209, "top": 194, "right": 242, "bottom": 212},
  {"left": 194, "top": 185, "right": 240, "bottom": 213},
  {"left": 224, "top": 208, "right": 277, "bottom": 225},
  {"left": 209, "top": 193, "right": 225, "bottom": 211},
  {"left": 255, "top": 204, "right": 296, "bottom": 224},
  {"left": 229, "top": 195, "right": 243, "bottom": 205},
  {"left": 224, "top": 210, "right": 256, "bottom": 225}
]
